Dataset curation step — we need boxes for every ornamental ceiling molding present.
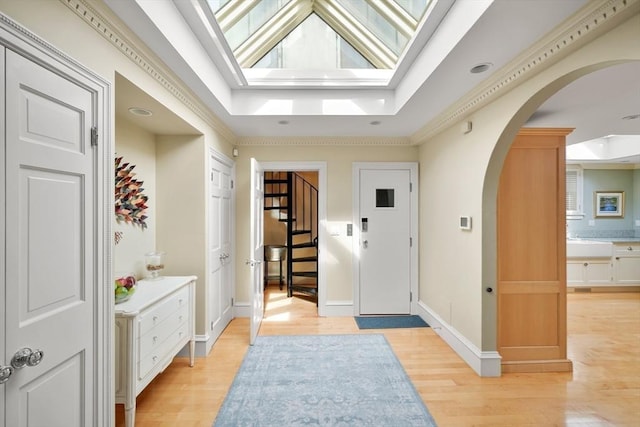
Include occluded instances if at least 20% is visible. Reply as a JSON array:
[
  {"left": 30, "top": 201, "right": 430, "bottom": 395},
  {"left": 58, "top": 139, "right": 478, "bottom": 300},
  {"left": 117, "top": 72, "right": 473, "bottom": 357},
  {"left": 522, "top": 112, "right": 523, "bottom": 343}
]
[
  {"left": 237, "top": 136, "right": 412, "bottom": 146},
  {"left": 60, "top": 0, "right": 237, "bottom": 143},
  {"left": 410, "top": 0, "right": 639, "bottom": 145}
]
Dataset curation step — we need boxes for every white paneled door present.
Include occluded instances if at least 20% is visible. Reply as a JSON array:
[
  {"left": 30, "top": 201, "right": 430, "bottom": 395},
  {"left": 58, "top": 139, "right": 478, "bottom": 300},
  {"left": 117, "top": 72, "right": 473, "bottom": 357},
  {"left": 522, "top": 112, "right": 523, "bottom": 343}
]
[
  {"left": 208, "top": 153, "right": 234, "bottom": 342},
  {"left": 2, "top": 48, "right": 99, "bottom": 426},
  {"left": 358, "top": 167, "right": 413, "bottom": 315},
  {"left": 249, "top": 158, "right": 264, "bottom": 345}
]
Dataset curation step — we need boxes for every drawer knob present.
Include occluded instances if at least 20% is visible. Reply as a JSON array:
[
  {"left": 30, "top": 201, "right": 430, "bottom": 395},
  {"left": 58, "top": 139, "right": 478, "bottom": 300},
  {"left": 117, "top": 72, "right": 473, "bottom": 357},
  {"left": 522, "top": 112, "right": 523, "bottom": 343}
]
[
  {"left": 153, "top": 336, "right": 158, "bottom": 343},
  {"left": 153, "top": 316, "right": 158, "bottom": 322},
  {"left": 628, "top": 247, "right": 633, "bottom": 251},
  {"left": 153, "top": 356, "right": 158, "bottom": 362}
]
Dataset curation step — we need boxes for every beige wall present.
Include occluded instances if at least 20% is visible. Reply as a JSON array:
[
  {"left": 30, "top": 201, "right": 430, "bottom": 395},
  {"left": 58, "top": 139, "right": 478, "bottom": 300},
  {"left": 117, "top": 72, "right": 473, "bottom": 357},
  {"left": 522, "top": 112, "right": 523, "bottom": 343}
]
[
  {"left": 0, "top": 0, "right": 235, "bottom": 337},
  {"left": 235, "top": 144, "right": 418, "bottom": 304},
  {"left": 3, "top": 0, "right": 638, "bottom": 366},
  {"left": 113, "top": 117, "right": 157, "bottom": 278},
  {"left": 419, "top": 12, "right": 640, "bottom": 351}
]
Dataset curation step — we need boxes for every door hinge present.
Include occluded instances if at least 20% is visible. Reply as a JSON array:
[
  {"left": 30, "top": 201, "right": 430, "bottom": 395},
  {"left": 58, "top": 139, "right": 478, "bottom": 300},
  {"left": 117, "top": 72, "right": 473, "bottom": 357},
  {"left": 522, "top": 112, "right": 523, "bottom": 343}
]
[
  {"left": 211, "top": 171, "right": 213, "bottom": 181},
  {"left": 410, "top": 291, "right": 413, "bottom": 302},
  {"left": 90, "top": 126, "right": 98, "bottom": 146},
  {"left": 231, "top": 297, "right": 234, "bottom": 306},
  {"left": 231, "top": 180, "right": 234, "bottom": 189},
  {"left": 410, "top": 237, "right": 413, "bottom": 247},
  {"left": 410, "top": 182, "right": 412, "bottom": 192}
]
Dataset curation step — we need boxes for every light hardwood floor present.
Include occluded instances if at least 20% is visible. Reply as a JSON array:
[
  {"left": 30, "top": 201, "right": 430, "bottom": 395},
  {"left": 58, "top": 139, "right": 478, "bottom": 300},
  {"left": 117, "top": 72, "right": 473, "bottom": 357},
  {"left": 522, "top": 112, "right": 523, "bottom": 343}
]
[{"left": 116, "top": 287, "right": 640, "bottom": 426}]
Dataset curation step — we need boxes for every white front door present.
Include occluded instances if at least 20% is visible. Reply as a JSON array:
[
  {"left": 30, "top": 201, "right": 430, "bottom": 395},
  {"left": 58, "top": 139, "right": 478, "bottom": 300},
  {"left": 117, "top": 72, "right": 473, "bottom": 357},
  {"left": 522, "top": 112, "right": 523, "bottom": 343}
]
[
  {"left": 358, "top": 167, "right": 413, "bottom": 315},
  {"left": 3, "top": 48, "right": 99, "bottom": 426},
  {"left": 249, "top": 158, "right": 264, "bottom": 344},
  {"left": 208, "top": 154, "right": 234, "bottom": 343}
]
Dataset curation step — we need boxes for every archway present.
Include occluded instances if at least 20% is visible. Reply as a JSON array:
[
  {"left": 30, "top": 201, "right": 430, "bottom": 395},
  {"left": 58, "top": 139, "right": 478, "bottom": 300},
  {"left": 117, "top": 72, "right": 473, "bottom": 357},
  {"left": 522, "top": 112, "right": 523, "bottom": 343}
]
[{"left": 482, "top": 60, "right": 639, "bottom": 371}]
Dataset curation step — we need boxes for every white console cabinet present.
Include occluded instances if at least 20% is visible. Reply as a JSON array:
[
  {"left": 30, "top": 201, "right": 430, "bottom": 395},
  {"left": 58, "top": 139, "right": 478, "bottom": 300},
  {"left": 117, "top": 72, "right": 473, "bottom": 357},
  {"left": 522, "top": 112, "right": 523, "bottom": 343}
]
[{"left": 115, "top": 276, "right": 196, "bottom": 427}]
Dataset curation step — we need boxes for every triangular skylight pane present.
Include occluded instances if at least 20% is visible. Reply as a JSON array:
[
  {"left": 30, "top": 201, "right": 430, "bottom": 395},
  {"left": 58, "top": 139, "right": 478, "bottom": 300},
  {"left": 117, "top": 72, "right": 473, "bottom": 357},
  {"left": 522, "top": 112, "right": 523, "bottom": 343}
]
[
  {"left": 336, "top": 0, "right": 408, "bottom": 56},
  {"left": 221, "top": 0, "right": 292, "bottom": 51},
  {"left": 253, "top": 14, "right": 374, "bottom": 69}
]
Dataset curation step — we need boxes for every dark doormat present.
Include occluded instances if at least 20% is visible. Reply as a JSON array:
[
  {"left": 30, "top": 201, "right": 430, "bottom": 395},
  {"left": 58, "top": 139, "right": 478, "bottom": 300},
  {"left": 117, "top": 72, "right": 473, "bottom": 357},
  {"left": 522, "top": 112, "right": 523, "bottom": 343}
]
[{"left": 354, "top": 315, "right": 429, "bottom": 329}]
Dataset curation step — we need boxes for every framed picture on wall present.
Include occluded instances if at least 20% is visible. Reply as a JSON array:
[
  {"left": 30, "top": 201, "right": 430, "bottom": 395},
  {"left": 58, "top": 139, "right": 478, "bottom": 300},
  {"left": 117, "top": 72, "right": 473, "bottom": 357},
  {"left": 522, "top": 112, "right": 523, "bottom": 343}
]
[{"left": 594, "top": 191, "right": 624, "bottom": 218}]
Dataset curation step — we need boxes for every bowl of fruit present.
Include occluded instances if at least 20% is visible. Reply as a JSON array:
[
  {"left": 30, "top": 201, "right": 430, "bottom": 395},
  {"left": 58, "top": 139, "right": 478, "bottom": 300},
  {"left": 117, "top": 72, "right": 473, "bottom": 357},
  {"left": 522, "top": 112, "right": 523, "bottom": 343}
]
[{"left": 114, "top": 274, "right": 136, "bottom": 304}]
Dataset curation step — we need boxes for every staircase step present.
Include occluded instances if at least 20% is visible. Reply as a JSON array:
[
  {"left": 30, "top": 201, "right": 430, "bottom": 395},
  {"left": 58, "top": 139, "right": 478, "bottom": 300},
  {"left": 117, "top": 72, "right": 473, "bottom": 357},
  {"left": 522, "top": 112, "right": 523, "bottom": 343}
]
[
  {"left": 292, "top": 241, "right": 315, "bottom": 249},
  {"left": 292, "top": 229, "right": 311, "bottom": 235},
  {"left": 265, "top": 206, "right": 289, "bottom": 211},
  {"left": 292, "top": 256, "right": 317, "bottom": 263},
  {"left": 264, "top": 192, "right": 288, "bottom": 198},
  {"left": 264, "top": 179, "right": 288, "bottom": 184},
  {"left": 290, "top": 283, "right": 318, "bottom": 296},
  {"left": 292, "top": 271, "right": 317, "bottom": 278},
  {"left": 279, "top": 217, "right": 296, "bottom": 222}
]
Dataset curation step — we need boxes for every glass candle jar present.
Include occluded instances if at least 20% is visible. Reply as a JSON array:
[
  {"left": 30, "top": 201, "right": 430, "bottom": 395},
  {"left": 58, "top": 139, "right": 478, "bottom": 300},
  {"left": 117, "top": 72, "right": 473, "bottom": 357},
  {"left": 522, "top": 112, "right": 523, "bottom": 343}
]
[{"left": 145, "top": 251, "right": 165, "bottom": 280}]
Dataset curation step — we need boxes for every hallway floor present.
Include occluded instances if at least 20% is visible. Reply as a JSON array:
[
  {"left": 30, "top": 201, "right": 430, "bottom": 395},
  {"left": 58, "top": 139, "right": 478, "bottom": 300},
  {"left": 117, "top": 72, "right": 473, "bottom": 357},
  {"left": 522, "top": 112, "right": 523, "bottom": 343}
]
[{"left": 116, "top": 286, "right": 640, "bottom": 426}]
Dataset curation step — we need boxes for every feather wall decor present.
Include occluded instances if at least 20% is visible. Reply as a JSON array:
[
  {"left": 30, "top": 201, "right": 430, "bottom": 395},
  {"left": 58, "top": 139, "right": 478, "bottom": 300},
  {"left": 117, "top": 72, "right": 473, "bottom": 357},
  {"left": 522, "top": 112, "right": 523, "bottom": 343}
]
[{"left": 115, "top": 156, "right": 148, "bottom": 229}]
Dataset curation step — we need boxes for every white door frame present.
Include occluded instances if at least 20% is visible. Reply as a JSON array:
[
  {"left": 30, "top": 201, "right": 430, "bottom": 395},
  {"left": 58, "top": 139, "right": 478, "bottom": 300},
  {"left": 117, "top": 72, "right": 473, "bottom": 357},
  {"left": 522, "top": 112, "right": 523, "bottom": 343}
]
[
  {"left": 261, "top": 161, "right": 328, "bottom": 316},
  {"left": 352, "top": 162, "right": 419, "bottom": 316},
  {"left": 0, "top": 13, "right": 111, "bottom": 427}
]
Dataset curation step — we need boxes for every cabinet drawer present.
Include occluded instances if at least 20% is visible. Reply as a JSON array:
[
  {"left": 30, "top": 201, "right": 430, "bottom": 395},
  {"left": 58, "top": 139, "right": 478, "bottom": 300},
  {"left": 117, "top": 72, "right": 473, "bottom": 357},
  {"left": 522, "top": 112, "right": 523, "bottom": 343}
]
[
  {"left": 138, "top": 304, "right": 189, "bottom": 360},
  {"left": 613, "top": 244, "right": 640, "bottom": 257},
  {"left": 138, "top": 286, "right": 189, "bottom": 336},
  {"left": 138, "top": 321, "right": 190, "bottom": 381}
]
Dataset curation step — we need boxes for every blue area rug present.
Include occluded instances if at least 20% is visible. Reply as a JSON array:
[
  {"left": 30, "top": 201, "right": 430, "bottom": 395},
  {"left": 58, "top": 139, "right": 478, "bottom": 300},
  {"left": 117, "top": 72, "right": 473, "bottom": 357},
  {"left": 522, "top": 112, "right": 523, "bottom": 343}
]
[
  {"left": 213, "top": 334, "right": 436, "bottom": 426},
  {"left": 354, "top": 315, "right": 429, "bottom": 329}
]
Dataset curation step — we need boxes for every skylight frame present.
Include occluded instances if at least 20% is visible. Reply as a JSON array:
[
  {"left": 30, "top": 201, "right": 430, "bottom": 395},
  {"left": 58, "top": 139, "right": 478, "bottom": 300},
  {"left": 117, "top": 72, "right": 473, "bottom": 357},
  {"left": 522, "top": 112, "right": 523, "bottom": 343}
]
[{"left": 199, "top": 0, "right": 439, "bottom": 88}]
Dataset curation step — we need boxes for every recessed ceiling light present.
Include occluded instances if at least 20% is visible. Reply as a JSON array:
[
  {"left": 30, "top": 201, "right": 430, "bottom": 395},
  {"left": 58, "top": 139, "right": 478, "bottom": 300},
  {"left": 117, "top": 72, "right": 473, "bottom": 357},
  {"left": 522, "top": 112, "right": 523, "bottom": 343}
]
[
  {"left": 128, "top": 107, "right": 153, "bottom": 116},
  {"left": 621, "top": 114, "right": 640, "bottom": 120},
  {"left": 278, "top": 120, "right": 289, "bottom": 125},
  {"left": 370, "top": 120, "right": 381, "bottom": 125},
  {"left": 470, "top": 63, "right": 493, "bottom": 74}
]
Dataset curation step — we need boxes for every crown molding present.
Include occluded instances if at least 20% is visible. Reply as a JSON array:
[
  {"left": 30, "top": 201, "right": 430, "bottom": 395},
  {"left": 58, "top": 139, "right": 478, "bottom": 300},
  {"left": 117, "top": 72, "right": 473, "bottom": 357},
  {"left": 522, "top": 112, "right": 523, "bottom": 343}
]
[
  {"left": 60, "top": 0, "right": 237, "bottom": 143},
  {"left": 237, "top": 136, "right": 412, "bottom": 146},
  {"left": 410, "top": 0, "right": 640, "bottom": 145}
]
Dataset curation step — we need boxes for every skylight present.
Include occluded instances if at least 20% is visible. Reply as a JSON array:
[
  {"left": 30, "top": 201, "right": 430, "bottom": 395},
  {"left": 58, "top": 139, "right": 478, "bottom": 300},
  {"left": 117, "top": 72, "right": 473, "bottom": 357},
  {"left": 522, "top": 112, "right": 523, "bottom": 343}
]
[{"left": 204, "top": 0, "right": 432, "bottom": 85}]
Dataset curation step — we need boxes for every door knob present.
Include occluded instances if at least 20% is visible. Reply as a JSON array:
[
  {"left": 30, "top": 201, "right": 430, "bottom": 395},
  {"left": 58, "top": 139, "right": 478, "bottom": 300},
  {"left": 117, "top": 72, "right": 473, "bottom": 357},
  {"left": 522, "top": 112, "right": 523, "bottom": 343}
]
[
  {"left": 11, "top": 348, "right": 44, "bottom": 369},
  {"left": 0, "top": 365, "right": 13, "bottom": 384}
]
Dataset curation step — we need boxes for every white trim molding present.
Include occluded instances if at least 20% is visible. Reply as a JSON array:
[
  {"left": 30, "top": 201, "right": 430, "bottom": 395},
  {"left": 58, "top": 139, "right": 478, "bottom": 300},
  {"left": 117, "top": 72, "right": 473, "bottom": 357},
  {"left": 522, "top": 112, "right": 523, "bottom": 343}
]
[
  {"left": 417, "top": 301, "right": 502, "bottom": 377},
  {"left": 59, "top": 0, "right": 237, "bottom": 142},
  {"left": 411, "top": 0, "right": 640, "bottom": 144}
]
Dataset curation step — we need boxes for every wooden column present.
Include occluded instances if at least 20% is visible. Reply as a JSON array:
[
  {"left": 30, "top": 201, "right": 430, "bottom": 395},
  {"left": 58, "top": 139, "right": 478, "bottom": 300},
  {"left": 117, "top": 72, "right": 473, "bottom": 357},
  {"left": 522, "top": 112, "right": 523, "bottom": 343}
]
[{"left": 497, "top": 128, "right": 574, "bottom": 373}]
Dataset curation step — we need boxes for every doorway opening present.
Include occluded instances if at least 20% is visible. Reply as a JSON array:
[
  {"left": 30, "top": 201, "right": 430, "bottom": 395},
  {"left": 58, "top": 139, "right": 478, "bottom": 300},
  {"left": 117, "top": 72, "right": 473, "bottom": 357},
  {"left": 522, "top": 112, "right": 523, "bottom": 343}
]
[{"left": 260, "top": 161, "right": 328, "bottom": 318}]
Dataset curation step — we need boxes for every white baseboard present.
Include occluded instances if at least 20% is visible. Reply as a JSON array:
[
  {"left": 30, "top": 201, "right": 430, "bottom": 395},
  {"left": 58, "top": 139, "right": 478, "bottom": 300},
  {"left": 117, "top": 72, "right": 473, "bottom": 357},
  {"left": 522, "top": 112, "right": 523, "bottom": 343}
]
[
  {"left": 323, "top": 300, "right": 353, "bottom": 317},
  {"left": 417, "top": 301, "right": 501, "bottom": 377},
  {"left": 234, "top": 302, "right": 250, "bottom": 318},
  {"left": 176, "top": 334, "right": 214, "bottom": 358}
]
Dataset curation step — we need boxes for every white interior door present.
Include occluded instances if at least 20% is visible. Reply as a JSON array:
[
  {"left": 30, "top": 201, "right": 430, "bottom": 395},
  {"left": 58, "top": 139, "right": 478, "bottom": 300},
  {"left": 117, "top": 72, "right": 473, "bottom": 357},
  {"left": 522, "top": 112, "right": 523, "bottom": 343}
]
[
  {"left": 249, "top": 158, "right": 264, "bottom": 345},
  {"left": 359, "top": 168, "right": 411, "bottom": 314},
  {"left": 3, "top": 48, "right": 98, "bottom": 426},
  {"left": 209, "top": 154, "right": 234, "bottom": 342}
]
